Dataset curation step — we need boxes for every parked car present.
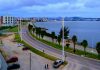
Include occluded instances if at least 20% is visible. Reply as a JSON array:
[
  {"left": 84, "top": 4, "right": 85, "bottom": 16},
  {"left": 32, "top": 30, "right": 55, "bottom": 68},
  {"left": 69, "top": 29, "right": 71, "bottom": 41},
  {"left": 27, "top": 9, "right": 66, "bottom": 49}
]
[
  {"left": 17, "top": 43, "right": 24, "bottom": 47},
  {"left": 22, "top": 47, "right": 29, "bottom": 51},
  {"left": 7, "top": 64, "right": 20, "bottom": 70},
  {"left": 7, "top": 57, "right": 18, "bottom": 63},
  {"left": 53, "top": 59, "right": 64, "bottom": 68}
]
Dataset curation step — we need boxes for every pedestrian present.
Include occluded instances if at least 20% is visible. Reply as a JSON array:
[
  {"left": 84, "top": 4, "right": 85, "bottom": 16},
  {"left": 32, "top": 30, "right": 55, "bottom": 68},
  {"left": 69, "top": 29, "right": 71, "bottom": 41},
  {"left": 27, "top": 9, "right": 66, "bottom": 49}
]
[
  {"left": 65, "top": 54, "right": 67, "bottom": 58},
  {"left": 47, "top": 64, "right": 49, "bottom": 69},
  {"left": 43, "top": 50, "right": 44, "bottom": 53},
  {"left": 44, "top": 64, "right": 46, "bottom": 69}
]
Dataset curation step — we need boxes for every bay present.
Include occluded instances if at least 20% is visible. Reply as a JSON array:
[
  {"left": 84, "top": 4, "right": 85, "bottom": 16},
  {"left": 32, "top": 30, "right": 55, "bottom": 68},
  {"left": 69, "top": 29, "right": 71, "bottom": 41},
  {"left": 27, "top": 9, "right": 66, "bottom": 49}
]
[{"left": 35, "top": 21, "right": 100, "bottom": 48}]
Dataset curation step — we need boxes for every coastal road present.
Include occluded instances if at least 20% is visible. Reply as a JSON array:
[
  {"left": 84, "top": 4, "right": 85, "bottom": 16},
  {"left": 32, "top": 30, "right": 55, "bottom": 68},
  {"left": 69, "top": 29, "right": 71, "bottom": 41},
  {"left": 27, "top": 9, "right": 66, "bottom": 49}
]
[{"left": 22, "top": 26, "right": 100, "bottom": 70}]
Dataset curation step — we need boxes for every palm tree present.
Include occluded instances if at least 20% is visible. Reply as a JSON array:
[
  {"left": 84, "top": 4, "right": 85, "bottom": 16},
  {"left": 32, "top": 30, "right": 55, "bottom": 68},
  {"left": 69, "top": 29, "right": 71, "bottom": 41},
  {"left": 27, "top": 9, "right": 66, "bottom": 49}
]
[
  {"left": 72, "top": 35, "right": 77, "bottom": 53},
  {"left": 32, "top": 28, "right": 35, "bottom": 34},
  {"left": 35, "top": 27, "right": 41, "bottom": 38},
  {"left": 57, "top": 35, "right": 61, "bottom": 45},
  {"left": 51, "top": 31, "right": 55, "bottom": 42},
  {"left": 96, "top": 42, "right": 100, "bottom": 59},
  {"left": 28, "top": 24, "right": 33, "bottom": 31},
  {"left": 59, "top": 26, "right": 69, "bottom": 39},
  {"left": 38, "top": 27, "right": 42, "bottom": 38},
  {"left": 82, "top": 40, "right": 88, "bottom": 56},
  {"left": 41, "top": 30, "right": 46, "bottom": 39}
]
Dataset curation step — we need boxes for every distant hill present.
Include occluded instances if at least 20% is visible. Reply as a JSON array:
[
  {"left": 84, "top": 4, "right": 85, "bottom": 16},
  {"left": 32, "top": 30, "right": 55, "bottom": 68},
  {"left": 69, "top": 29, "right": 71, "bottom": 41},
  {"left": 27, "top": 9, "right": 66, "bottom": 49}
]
[{"left": 47, "top": 17, "right": 100, "bottom": 21}]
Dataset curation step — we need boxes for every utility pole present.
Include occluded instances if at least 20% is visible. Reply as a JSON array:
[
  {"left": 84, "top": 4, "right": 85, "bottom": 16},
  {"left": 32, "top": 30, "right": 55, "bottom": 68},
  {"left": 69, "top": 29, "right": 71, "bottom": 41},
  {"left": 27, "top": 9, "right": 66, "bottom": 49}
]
[
  {"left": 62, "top": 17, "right": 65, "bottom": 62},
  {"left": 30, "top": 52, "right": 31, "bottom": 70},
  {"left": 91, "top": 38, "right": 94, "bottom": 53},
  {"left": 20, "top": 18, "right": 22, "bottom": 41},
  {"left": 18, "top": 19, "right": 20, "bottom": 35}
]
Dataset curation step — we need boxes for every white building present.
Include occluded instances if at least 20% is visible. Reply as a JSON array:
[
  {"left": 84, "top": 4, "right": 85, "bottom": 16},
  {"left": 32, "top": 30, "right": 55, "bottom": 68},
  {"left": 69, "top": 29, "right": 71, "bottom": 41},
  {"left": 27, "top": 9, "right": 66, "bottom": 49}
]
[{"left": 0, "top": 16, "right": 18, "bottom": 26}]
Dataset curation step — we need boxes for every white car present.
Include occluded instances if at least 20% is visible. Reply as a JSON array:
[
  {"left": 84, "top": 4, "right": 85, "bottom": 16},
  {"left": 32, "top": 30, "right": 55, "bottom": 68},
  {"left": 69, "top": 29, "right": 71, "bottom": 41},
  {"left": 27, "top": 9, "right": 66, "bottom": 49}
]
[
  {"left": 53, "top": 59, "right": 64, "bottom": 68},
  {"left": 17, "top": 43, "right": 24, "bottom": 47}
]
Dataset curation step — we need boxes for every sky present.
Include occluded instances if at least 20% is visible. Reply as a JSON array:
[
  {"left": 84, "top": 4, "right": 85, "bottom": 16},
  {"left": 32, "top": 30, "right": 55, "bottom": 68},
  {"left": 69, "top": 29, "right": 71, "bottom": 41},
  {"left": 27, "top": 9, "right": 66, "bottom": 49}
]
[{"left": 0, "top": 0, "right": 100, "bottom": 17}]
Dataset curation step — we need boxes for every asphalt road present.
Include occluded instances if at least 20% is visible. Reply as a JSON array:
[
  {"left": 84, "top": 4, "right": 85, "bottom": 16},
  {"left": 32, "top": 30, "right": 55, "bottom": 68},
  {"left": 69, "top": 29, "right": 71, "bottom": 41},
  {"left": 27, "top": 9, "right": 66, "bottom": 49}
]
[{"left": 22, "top": 27, "right": 100, "bottom": 70}]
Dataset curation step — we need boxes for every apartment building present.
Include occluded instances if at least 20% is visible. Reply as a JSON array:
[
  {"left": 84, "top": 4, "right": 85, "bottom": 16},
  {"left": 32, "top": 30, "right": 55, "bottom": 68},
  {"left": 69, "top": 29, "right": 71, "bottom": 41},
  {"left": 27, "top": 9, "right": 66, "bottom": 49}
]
[
  {"left": 0, "top": 16, "right": 3, "bottom": 26},
  {"left": 0, "top": 16, "right": 18, "bottom": 26}
]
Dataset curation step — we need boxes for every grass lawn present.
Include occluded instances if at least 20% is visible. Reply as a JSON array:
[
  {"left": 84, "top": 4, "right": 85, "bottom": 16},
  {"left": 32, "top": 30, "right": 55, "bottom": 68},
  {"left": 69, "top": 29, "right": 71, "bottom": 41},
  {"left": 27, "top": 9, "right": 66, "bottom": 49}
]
[
  {"left": 14, "top": 33, "right": 21, "bottom": 42},
  {"left": 0, "top": 26, "right": 18, "bottom": 32},
  {"left": 30, "top": 31, "right": 99, "bottom": 60},
  {"left": 6, "top": 26, "right": 18, "bottom": 32}
]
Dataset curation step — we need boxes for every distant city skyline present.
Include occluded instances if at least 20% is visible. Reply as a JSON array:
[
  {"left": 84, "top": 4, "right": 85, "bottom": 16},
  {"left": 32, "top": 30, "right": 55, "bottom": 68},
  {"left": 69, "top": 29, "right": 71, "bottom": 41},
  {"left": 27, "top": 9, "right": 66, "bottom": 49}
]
[{"left": 0, "top": 0, "right": 100, "bottom": 17}]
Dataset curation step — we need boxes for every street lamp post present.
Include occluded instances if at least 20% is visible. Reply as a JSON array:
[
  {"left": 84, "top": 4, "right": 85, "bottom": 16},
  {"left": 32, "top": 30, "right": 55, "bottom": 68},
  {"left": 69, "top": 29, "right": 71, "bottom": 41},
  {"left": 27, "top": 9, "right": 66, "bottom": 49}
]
[
  {"left": 20, "top": 18, "right": 22, "bottom": 41},
  {"left": 18, "top": 20, "right": 20, "bottom": 34},
  {"left": 91, "top": 38, "right": 94, "bottom": 53},
  {"left": 30, "top": 52, "right": 31, "bottom": 70},
  {"left": 62, "top": 17, "right": 65, "bottom": 62}
]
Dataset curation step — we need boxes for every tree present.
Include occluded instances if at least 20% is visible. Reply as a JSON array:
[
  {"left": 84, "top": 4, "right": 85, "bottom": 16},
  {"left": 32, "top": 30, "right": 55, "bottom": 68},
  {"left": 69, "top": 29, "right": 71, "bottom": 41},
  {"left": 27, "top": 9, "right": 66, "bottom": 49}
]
[
  {"left": 32, "top": 28, "right": 35, "bottom": 34},
  {"left": 82, "top": 40, "right": 88, "bottom": 56},
  {"left": 38, "top": 27, "right": 41, "bottom": 38},
  {"left": 59, "top": 26, "right": 69, "bottom": 39},
  {"left": 51, "top": 31, "right": 56, "bottom": 42},
  {"left": 41, "top": 30, "right": 46, "bottom": 39},
  {"left": 28, "top": 24, "right": 33, "bottom": 31},
  {"left": 57, "top": 35, "right": 61, "bottom": 45},
  {"left": 96, "top": 42, "right": 100, "bottom": 59},
  {"left": 35, "top": 27, "right": 41, "bottom": 38},
  {"left": 72, "top": 35, "right": 77, "bottom": 53}
]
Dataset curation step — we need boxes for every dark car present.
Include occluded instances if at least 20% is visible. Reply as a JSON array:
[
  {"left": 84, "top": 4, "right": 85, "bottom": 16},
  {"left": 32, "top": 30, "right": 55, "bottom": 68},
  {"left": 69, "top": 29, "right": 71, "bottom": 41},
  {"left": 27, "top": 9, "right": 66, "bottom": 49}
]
[
  {"left": 22, "top": 47, "right": 29, "bottom": 51},
  {"left": 53, "top": 59, "right": 64, "bottom": 68},
  {"left": 7, "top": 64, "right": 20, "bottom": 70},
  {"left": 7, "top": 57, "right": 18, "bottom": 63}
]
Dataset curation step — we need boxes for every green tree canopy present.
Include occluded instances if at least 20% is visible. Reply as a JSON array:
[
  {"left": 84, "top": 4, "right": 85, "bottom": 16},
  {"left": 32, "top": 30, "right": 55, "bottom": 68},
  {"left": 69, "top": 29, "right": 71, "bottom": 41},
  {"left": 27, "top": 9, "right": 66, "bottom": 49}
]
[
  {"left": 72, "top": 35, "right": 77, "bottom": 53},
  {"left": 96, "top": 42, "right": 100, "bottom": 54},
  {"left": 82, "top": 40, "right": 88, "bottom": 55},
  {"left": 28, "top": 24, "right": 33, "bottom": 31},
  {"left": 57, "top": 35, "right": 61, "bottom": 45},
  {"left": 51, "top": 31, "right": 56, "bottom": 42},
  {"left": 59, "top": 26, "right": 69, "bottom": 39},
  {"left": 82, "top": 40, "right": 88, "bottom": 48}
]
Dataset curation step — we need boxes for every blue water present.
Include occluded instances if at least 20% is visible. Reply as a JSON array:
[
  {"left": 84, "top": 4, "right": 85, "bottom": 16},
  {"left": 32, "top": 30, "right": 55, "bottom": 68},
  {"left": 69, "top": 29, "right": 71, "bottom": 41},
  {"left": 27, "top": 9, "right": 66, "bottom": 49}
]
[{"left": 35, "top": 21, "right": 100, "bottom": 48}]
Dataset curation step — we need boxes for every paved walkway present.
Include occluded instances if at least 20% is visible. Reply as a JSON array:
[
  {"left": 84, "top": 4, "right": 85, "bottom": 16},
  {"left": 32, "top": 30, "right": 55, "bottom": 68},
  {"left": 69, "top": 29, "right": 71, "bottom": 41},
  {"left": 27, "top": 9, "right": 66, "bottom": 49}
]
[{"left": 2, "top": 34, "right": 62, "bottom": 70}]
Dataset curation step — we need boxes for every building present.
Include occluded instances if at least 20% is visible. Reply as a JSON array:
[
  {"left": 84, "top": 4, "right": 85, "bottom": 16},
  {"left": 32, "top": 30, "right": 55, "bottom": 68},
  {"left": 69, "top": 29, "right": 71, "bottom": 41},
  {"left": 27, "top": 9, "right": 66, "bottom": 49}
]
[
  {"left": 0, "top": 16, "right": 3, "bottom": 26},
  {"left": 0, "top": 53, "right": 7, "bottom": 70},
  {"left": 0, "top": 16, "right": 18, "bottom": 26}
]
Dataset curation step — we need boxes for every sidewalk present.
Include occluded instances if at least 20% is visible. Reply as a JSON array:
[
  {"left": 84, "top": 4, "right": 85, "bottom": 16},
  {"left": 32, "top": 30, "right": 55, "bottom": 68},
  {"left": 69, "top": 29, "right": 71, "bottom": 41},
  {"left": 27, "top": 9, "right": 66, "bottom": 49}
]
[{"left": 2, "top": 34, "right": 62, "bottom": 70}]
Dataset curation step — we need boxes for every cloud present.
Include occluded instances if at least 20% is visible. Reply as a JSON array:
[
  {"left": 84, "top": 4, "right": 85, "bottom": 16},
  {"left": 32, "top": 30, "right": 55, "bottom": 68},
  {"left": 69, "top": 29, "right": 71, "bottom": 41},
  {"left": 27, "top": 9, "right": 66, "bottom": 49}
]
[
  {"left": 0, "top": 0, "right": 86, "bottom": 11},
  {"left": 0, "top": 0, "right": 46, "bottom": 10},
  {"left": 0, "top": 0, "right": 75, "bottom": 11},
  {"left": 85, "top": 0, "right": 100, "bottom": 8},
  {"left": 0, "top": 0, "right": 100, "bottom": 17}
]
